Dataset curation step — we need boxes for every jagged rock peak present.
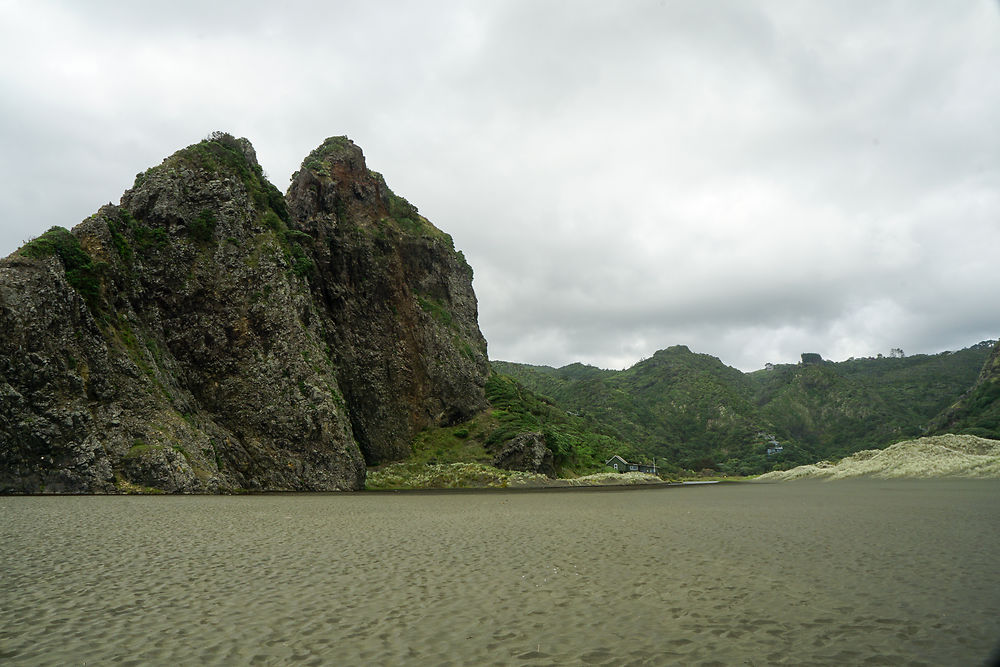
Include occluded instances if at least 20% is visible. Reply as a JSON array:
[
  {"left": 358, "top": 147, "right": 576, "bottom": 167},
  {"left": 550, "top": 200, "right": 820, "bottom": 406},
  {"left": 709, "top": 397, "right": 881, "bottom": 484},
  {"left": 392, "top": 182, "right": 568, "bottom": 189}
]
[
  {"left": 0, "top": 132, "right": 489, "bottom": 493},
  {"left": 121, "top": 131, "right": 289, "bottom": 247},
  {"left": 146, "top": 131, "right": 263, "bottom": 179},
  {"left": 286, "top": 136, "right": 441, "bottom": 246},
  {"left": 288, "top": 136, "right": 385, "bottom": 227},
  {"left": 284, "top": 136, "right": 489, "bottom": 464},
  {"left": 303, "top": 135, "right": 363, "bottom": 168}
]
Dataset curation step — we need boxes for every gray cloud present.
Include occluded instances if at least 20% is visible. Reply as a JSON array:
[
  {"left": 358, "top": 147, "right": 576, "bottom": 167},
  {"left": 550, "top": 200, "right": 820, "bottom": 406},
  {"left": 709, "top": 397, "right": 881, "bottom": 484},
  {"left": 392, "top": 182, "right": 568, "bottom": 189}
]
[{"left": 2, "top": 1, "right": 998, "bottom": 372}]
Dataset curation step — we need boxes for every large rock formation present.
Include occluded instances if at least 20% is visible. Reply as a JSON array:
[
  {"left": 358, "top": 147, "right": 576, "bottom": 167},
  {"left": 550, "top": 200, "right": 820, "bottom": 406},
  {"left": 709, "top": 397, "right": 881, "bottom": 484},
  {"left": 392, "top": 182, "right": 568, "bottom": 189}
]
[
  {"left": 286, "top": 137, "right": 489, "bottom": 463},
  {"left": 0, "top": 133, "right": 489, "bottom": 493},
  {"left": 491, "top": 432, "right": 555, "bottom": 477}
]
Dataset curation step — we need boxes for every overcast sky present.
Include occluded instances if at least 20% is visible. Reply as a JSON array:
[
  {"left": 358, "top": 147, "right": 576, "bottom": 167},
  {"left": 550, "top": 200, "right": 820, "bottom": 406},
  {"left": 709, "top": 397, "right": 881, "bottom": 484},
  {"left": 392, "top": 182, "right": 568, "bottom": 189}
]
[{"left": 2, "top": 1, "right": 998, "bottom": 371}]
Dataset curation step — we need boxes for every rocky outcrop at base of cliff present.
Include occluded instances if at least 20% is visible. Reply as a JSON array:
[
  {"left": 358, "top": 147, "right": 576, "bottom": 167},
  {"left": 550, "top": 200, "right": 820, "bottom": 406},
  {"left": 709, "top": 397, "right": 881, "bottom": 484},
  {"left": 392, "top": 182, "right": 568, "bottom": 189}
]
[
  {"left": 492, "top": 432, "right": 555, "bottom": 477},
  {"left": 0, "top": 133, "right": 489, "bottom": 493}
]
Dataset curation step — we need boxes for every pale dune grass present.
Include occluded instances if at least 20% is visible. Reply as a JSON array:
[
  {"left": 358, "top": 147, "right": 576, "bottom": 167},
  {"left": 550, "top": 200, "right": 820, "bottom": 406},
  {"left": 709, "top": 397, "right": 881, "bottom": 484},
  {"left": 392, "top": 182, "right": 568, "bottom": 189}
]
[
  {"left": 365, "top": 463, "right": 664, "bottom": 490},
  {"left": 559, "top": 471, "right": 663, "bottom": 486},
  {"left": 756, "top": 434, "right": 1000, "bottom": 481},
  {"left": 365, "top": 462, "right": 549, "bottom": 490}
]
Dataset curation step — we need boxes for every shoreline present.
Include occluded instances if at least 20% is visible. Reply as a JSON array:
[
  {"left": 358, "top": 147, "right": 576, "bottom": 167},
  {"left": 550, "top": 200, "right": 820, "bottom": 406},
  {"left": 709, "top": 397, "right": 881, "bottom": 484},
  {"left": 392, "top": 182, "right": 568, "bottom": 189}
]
[
  {"left": 15, "top": 477, "right": 1000, "bottom": 498},
  {"left": 360, "top": 479, "right": 725, "bottom": 495},
  {"left": 0, "top": 480, "right": 729, "bottom": 497}
]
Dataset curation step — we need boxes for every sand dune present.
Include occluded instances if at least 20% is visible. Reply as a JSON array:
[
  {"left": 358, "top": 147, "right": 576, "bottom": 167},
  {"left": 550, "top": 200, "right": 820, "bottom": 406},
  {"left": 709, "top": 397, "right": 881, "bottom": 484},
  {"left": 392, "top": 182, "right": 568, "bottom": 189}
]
[{"left": 757, "top": 434, "right": 1000, "bottom": 481}]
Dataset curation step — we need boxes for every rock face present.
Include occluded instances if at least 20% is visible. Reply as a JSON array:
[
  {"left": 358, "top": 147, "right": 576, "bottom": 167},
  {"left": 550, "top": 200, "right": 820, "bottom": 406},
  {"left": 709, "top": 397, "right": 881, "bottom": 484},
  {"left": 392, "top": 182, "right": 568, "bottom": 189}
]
[
  {"left": 286, "top": 137, "right": 489, "bottom": 463},
  {"left": 492, "top": 432, "right": 555, "bottom": 477},
  {"left": 0, "top": 133, "right": 489, "bottom": 493}
]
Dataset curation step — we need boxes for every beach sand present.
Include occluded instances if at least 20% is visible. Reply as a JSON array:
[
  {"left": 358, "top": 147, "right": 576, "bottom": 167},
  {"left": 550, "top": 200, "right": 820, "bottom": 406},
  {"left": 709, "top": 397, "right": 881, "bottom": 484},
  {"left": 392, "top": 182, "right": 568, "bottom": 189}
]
[{"left": 2, "top": 480, "right": 998, "bottom": 665}]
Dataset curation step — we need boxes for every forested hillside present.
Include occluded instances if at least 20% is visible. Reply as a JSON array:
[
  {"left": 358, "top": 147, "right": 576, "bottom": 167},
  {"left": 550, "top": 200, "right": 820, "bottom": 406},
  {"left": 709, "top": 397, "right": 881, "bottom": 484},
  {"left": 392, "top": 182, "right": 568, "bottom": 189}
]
[
  {"left": 493, "top": 341, "right": 995, "bottom": 475},
  {"left": 929, "top": 340, "right": 1000, "bottom": 440}
]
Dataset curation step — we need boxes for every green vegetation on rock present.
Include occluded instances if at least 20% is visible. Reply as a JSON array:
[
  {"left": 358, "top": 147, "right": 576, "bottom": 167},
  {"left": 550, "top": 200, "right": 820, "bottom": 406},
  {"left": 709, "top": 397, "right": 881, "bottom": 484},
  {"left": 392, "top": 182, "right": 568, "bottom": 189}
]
[
  {"left": 106, "top": 209, "right": 168, "bottom": 260},
  {"left": 168, "top": 132, "right": 289, "bottom": 224},
  {"left": 19, "top": 226, "right": 104, "bottom": 314},
  {"left": 303, "top": 135, "right": 352, "bottom": 175},
  {"left": 483, "top": 374, "right": 635, "bottom": 473},
  {"left": 373, "top": 372, "right": 640, "bottom": 488},
  {"left": 416, "top": 294, "right": 453, "bottom": 327},
  {"left": 190, "top": 209, "right": 217, "bottom": 243}
]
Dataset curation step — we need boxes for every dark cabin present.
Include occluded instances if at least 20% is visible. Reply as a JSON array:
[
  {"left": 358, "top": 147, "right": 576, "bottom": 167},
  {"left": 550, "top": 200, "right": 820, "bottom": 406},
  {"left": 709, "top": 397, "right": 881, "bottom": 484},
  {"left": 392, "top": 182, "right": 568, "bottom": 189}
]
[{"left": 605, "top": 455, "right": 658, "bottom": 475}]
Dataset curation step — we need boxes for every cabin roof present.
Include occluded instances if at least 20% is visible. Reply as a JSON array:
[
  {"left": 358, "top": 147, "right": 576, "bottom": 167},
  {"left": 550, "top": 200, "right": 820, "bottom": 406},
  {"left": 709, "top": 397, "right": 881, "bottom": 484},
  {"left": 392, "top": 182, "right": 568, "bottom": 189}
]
[{"left": 605, "top": 455, "right": 657, "bottom": 469}]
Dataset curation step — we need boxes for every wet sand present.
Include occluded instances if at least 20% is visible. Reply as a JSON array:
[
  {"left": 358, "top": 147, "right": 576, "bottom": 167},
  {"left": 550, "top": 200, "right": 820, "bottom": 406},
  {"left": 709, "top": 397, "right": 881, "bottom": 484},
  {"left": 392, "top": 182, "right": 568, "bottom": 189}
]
[{"left": 2, "top": 480, "right": 998, "bottom": 665}]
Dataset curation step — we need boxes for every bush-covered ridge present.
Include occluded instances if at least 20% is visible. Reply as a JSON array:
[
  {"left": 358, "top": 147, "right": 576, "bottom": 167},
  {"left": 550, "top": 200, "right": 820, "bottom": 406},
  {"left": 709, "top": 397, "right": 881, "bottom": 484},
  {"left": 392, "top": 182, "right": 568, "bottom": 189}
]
[
  {"left": 929, "top": 340, "right": 1000, "bottom": 439},
  {"left": 495, "top": 341, "right": 996, "bottom": 475},
  {"left": 392, "top": 373, "right": 638, "bottom": 479}
]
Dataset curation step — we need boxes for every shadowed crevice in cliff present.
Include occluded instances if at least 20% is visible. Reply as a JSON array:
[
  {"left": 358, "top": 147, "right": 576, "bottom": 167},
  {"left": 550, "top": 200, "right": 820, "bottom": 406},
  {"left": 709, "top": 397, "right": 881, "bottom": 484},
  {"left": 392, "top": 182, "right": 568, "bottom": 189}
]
[{"left": 0, "top": 132, "right": 488, "bottom": 492}]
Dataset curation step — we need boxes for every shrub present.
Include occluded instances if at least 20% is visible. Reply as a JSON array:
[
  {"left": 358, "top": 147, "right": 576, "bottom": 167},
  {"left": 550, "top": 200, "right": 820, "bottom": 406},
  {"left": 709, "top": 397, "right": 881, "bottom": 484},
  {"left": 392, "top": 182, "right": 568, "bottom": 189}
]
[
  {"left": 20, "top": 226, "right": 103, "bottom": 312},
  {"left": 417, "top": 295, "right": 453, "bottom": 327},
  {"left": 263, "top": 210, "right": 285, "bottom": 233},
  {"left": 106, "top": 209, "right": 168, "bottom": 261},
  {"left": 281, "top": 231, "right": 315, "bottom": 278},
  {"left": 190, "top": 209, "right": 217, "bottom": 243}
]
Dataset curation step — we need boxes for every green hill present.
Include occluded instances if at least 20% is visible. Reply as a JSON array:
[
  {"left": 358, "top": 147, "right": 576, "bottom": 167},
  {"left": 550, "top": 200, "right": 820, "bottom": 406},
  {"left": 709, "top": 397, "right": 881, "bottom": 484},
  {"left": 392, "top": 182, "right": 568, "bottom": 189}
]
[
  {"left": 390, "top": 374, "right": 639, "bottom": 479},
  {"left": 494, "top": 341, "right": 995, "bottom": 475},
  {"left": 929, "top": 340, "right": 1000, "bottom": 439}
]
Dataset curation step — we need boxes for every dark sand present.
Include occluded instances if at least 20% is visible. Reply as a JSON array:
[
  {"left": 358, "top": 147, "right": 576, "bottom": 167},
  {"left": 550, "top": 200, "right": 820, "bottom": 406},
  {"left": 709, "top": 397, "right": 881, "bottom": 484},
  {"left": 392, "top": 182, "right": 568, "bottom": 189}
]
[{"left": 2, "top": 480, "right": 998, "bottom": 665}]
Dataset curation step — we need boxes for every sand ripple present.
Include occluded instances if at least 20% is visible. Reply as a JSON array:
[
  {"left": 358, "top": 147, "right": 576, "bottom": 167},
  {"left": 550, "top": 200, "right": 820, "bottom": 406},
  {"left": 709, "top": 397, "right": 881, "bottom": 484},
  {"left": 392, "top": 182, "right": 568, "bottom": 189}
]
[{"left": 2, "top": 480, "right": 999, "bottom": 664}]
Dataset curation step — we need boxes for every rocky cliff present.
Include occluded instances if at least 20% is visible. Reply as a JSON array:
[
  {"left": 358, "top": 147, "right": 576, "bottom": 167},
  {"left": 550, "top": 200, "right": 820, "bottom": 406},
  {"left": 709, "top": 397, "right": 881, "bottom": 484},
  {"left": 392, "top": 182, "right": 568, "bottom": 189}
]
[
  {"left": 286, "top": 137, "right": 488, "bottom": 463},
  {"left": 0, "top": 133, "right": 489, "bottom": 493}
]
